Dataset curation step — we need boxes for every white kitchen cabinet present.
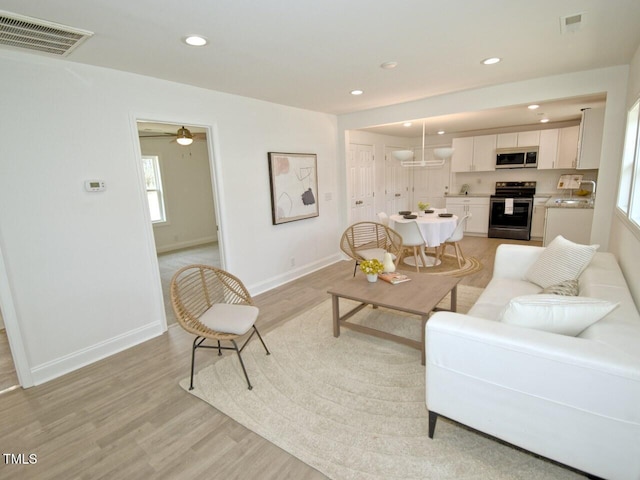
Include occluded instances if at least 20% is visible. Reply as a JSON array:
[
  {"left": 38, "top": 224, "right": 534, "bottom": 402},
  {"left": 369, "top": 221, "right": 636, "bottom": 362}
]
[
  {"left": 517, "top": 130, "right": 540, "bottom": 147},
  {"left": 496, "top": 130, "right": 540, "bottom": 148},
  {"left": 537, "top": 129, "right": 559, "bottom": 169},
  {"left": 451, "top": 135, "right": 496, "bottom": 172},
  {"left": 543, "top": 207, "right": 594, "bottom": 246},
  {"left": 531, "top": 196, "right": 550, "bottom": 238},
  {"left": 577, "top": 107, "right": 605, "bottom": 169},
  {"left": 496, "top": 133, "right": 518, "bottom": 148},
  {"left": 472, "top": 135, "right": 497, "bottom": 172},
  {"left": 557, "top": 125, "right": 580, "bottom": 168},
  {"left": 445, "top": 197, "right": 490, "bottom": 235},
  {"left": 451, "top": 137, "right": 474, "bottom": 172}
]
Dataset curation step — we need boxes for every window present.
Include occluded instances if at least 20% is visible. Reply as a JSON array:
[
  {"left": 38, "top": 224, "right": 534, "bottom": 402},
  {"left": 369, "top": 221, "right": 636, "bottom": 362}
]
[
  {"left": 142, "top": 155, "right": 166, "bottom": 223},
  {"left": 617, "top": 100, "right": 639, "bottom": 214}
]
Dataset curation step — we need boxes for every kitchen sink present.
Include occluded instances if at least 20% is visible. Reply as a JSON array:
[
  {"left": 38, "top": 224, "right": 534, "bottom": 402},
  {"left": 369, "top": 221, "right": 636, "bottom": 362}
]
[{"left": 554, "top": 198, "right": 592, "bottom": 206}]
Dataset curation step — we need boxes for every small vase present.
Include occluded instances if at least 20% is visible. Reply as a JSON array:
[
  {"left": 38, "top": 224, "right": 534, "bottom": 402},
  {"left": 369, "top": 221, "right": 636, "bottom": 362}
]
[
  {"left": 366, "top": 274, "right": 378, "bottom": 283},
  {"left": 382, "top": 252, "right": 396, "bottom": 273}
]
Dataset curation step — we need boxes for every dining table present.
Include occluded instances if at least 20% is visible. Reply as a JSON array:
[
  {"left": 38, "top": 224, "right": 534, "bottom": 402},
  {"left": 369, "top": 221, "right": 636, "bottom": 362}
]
[{"left": 389, "top": 211, "right": 458, "bottom": 267}]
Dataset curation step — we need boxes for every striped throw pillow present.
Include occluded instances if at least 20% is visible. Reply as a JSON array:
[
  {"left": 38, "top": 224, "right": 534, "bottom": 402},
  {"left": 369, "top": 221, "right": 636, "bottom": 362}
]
[
  {"left": 525, "top": 235, "right": 598, "bottom": 289},
  {"left": 542, "top": 279, "right": 579, "bottom": 296}
]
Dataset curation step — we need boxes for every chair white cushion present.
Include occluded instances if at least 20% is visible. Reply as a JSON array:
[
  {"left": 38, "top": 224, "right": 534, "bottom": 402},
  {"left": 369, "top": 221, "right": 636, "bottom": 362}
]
[
  {"left": 500, "top": 294, "right": 618, "bottom": 336},
  {"left": 199, "top": 303, "right": 259, "bottom": 335},
  {"left": 356, "top": 248, "right": 396, "bottom": 261},
  {"left": 525, "top": 235, "right": 598, "bottom": 288}
]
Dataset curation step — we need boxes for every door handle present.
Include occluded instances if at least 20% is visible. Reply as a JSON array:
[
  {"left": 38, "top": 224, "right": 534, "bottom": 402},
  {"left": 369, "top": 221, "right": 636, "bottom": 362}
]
[
  {"left": 395, "top": 193, "right": 401, "bottom": 197},
  {"left": 355, "top": 200, "right": 363, "bottom": 205}
]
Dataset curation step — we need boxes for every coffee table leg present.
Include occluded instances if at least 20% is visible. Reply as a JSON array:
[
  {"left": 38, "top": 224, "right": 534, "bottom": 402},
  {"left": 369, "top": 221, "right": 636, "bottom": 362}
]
[
  {"left": 421, "top": 315, "right": 427, "bottom": 365},
  {"left": 451, "top": 285, "right": 458, "bottom": 312},
  {"left": 332, "top": 294, "right": 340, "bottom": 337}
]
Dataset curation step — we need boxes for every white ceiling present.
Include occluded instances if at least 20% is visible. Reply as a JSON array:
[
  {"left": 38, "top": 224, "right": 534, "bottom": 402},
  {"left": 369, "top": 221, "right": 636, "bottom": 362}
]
[{"left": 1, "top": 0, "right": 639, "bottom": 135}]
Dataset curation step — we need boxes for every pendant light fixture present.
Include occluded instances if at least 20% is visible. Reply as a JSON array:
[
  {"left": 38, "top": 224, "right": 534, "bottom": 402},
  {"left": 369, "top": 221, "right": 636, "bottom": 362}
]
[
  {"left": 176, "top": 126, "right": 193, "bottom": 146},
  {"left": 392, "top": 122, "right": 454, "bottom": 167}
]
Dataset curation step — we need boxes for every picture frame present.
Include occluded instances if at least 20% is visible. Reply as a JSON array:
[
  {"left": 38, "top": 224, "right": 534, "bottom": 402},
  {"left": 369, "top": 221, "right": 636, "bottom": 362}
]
[{"left": 268, "top": 152, "right": 319, "bottom": 225}]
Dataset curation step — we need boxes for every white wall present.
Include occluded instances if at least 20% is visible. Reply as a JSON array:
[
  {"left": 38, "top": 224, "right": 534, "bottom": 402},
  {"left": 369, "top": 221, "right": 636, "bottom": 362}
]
[
  {"left": 0, "top": 50, "right": 340, "bottom": 386},
  {"left": 139, "top": 137, "right": 217, "bottom": 253},
  {"left": 338, "top": 66, "right": 630, "bottom": 251},
  {"left": 610, "top": 44, "right": 640, "bottom": 308}
]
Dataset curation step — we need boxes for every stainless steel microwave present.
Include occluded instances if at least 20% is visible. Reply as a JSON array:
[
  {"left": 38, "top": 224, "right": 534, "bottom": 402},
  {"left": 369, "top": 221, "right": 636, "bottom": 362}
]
[{"left": 496, "top": 148, "right": 538, "bottom": 169}]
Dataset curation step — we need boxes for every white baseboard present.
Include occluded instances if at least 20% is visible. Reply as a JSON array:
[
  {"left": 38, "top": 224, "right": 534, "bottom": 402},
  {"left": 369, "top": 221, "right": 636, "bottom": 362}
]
[
  {"left": 29, "top": 322, "right": 165, "bottom": 386},
  {"left": 155, "top": 237, "right": 217, "bottom": 254},
  {"left": 248, "top": 253, "right": 344, "bottom": 297}
]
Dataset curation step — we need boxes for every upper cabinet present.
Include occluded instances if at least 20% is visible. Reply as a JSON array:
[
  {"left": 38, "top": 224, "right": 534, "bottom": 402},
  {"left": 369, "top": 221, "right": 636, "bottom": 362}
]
[
  {"left": 557, "top": 126, "right": 580, "bottom": 168},
  {"left": 576, "top": 107, "right": 605, "bottom": 170},
  {"left": 496, "top": 130, "right": 540, "bottom": 148},
  {"left": 451, "top": 135, "right": 496, "bottom": 172},
  {"left": 531, "top": 126, "right": 581, "bottom": 170}
]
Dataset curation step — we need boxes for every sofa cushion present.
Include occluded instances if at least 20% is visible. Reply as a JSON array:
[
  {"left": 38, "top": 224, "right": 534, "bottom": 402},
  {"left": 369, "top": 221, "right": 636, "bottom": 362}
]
[
  {"left": 500, "top": 294, "right": 619, "bottom": 336},
  {"left": 525, "top": 235, "right": 598, "bottom": 288},
  {"left": 542, "top": 279, "right": 579, "bottom": 296},
  {"left": 468, "top": 278, "right": 542, "bottom": 320}
]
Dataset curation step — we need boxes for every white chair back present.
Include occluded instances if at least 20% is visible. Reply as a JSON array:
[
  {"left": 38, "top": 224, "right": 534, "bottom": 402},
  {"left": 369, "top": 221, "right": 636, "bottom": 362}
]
[
  {"left": 393, "top": 221, "right": 427, "bottom": 247},
  {"left": 447, "top": 214, "right": 471, "bottom": 242},
  {"left": 377, "top": 211, "right": 389, "bottom": 226}
]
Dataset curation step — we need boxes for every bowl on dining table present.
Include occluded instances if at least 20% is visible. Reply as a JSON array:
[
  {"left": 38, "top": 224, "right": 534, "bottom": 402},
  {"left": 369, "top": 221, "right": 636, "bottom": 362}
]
[{"left": 398, "top": 210, "right": 411, "bottom": 215}]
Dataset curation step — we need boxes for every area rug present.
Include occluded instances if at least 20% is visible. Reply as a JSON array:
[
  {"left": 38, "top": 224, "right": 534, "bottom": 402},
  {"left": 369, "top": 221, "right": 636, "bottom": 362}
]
[
  {"left": 180, "top": 286, "right": 580, "bottom": 480},
  {"left": 398, "top": 253, "right": 483, "bottom": 277}
]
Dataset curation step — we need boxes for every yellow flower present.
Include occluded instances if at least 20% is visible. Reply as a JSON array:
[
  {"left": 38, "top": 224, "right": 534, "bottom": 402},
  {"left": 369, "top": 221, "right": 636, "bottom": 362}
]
[{"left": 359, "top": 258, "right": 384, "bottom": 275}]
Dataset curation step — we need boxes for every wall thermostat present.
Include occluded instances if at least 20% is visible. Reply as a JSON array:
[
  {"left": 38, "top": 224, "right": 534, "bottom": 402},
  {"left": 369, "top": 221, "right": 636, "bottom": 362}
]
[{"left": 84, "top": 180, "right": 106, "bottom": 192}]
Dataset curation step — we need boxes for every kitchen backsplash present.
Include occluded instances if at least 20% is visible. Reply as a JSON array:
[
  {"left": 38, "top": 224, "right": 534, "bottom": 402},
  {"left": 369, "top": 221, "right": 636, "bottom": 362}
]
[{"left": 452, "top": 168, "right": 598, "bottom": 195}]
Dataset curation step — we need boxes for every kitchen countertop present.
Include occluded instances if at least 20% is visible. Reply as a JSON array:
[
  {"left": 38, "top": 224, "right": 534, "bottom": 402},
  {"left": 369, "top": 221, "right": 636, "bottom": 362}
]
[
  {"left": 445, "top": 193, "right": 491, "bottom": 198},
  {"left": 545, "top": 196, "right": 595, "bottom": 209}
]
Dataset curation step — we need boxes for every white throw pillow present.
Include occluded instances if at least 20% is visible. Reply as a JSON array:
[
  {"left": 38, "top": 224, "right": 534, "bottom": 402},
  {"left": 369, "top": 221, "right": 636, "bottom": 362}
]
[
  {"left": 525, "top": 235, "right": 598, "bottom": 288},
  {"left": 500, "top": 294, "right": 618, "bottom": 336}
]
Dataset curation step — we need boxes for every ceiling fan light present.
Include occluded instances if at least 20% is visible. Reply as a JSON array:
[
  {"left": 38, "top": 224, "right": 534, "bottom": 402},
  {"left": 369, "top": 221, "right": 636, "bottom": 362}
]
[{"left": 176, "top": 126, "right": 193, "bottom": 146}]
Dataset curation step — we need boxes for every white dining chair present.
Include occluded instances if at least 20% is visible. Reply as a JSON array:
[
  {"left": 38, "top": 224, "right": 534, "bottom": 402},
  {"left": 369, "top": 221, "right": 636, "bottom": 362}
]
[
  {"left": 436, "top": 214, "right": 471, "bottom": 269},
  {"left": 377, "top": 211, "right": 389, "bottom": 226},
  {"left": 392, "top": 221, "right": 429, "bottom": 272}
]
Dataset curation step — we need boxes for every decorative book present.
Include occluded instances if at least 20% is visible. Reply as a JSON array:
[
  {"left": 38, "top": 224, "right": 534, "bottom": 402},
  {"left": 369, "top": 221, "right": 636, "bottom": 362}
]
[{"left": 378, "top": 272, "right": 411, "bottom": 284}]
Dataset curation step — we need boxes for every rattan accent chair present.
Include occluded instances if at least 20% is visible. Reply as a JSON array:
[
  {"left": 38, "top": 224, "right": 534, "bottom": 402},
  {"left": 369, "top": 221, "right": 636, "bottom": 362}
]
[
  {"left": 170, "top": 264, "right": 270, "bottom": 390},
  {"left": 340, "top": 222, "right": 403, "bottom": 276}
]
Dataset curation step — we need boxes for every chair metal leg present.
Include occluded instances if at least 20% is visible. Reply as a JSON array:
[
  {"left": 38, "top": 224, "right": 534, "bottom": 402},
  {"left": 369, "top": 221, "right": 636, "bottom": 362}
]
[
  {"left": 217, "top": 340, "right": 222, "bottom": 356},
  {"left": 253, "top": 325, "right": 271, "bottom": 355},
  {"left": 232, "top": 339, "right": 253, "bottom": 390},
  {"left": 189, "top": 336, "right": 205, "bottom": 390}
]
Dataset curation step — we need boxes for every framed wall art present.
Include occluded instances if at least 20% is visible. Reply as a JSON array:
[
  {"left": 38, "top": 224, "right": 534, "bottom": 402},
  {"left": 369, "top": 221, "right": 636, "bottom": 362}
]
[{"left": 268, "top": 152, "right": 319, "bottom": 225}]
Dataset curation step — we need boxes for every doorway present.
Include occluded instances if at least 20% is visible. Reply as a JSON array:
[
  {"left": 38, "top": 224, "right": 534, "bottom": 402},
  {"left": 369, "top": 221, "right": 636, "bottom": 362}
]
[{"left": 136, "top": 121, "right": 223, "bottom": 325}]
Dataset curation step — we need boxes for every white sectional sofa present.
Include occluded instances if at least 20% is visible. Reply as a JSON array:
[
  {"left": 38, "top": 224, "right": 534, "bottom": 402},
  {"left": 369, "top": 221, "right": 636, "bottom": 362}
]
[{"left": 426, "top": 241, "right": 640, "bottom": 480}]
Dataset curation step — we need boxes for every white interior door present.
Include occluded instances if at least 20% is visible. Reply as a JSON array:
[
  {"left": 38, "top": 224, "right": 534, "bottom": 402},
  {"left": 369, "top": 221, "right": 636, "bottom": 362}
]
[
  {"left": 384, "top": 146, "right": 410, "bottom": 214},
  {"left": 348, "top": 144, "right": 375, "bottom": 223},
  {"left": 411, "top": 146, "right": 450, "bottom": 209}
]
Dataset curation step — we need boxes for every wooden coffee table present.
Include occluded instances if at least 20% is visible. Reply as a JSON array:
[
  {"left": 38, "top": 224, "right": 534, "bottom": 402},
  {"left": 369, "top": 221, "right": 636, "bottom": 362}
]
[{"left": 327, "top": 274, "right": 461, "bottom": 365}]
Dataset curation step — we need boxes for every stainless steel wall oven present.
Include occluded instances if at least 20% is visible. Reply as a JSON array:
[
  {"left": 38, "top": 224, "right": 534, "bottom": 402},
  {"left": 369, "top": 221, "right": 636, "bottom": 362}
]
[{"left": 488, "top": 181, "right": 536, "bottom": 240}]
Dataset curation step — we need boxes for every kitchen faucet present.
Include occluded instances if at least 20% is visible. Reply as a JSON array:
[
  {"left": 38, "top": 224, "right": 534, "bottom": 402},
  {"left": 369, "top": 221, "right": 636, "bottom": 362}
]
[{"left": 580, "top": 180, "right": 596, "bottom": 205}]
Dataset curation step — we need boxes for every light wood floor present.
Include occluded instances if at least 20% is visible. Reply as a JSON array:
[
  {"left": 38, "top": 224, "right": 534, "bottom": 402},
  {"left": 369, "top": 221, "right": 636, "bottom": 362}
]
[{"left": 0, "top": 237, "right": 541, "bottom": 479}]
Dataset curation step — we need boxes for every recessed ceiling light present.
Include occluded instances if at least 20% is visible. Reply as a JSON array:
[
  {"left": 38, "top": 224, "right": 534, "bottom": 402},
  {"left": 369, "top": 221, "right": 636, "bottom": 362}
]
[
  {"left": 528, "top": 104, "right": 540, "bottom": 110},
  {"left": 481, "top": 57, "right": 501, "bottom": 65},
  {"left": 350, "top": 89, "right": 364, "bottom": 96},
  {"left": 380, "top": 61, "right": 398, "bottom": 70},
  {"left": 183, "top": 35, "right": 208, "bottom": 46},
  {"left": 437, "top": 130, "right": 445, "bottom": 135},
  {"left": 403, "top": 122, "right": 412, "bottom": 127},
  {"left": 540, "top": 118, "right": 550, "bottom": 123}
]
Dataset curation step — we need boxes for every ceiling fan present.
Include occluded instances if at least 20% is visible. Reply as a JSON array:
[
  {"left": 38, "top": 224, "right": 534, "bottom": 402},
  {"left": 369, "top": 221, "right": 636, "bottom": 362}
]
[{"left": 138, "top": 126, "right": 206, "bottom": 145}]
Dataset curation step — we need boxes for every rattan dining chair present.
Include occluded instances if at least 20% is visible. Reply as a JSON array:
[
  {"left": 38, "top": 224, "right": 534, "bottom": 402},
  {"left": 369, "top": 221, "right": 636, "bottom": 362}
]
[
  {"left": 170, "top": 264, "right": 270, "bottom": 390},
  {"left": 340, "top": 222, "right": 403, "bottom": 276}
]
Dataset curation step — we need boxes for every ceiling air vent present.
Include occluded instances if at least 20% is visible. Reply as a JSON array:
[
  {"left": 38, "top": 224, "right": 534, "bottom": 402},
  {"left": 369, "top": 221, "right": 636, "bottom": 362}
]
[
  {"left": 0, "top": 10, "right": 93, "bottom": 56},
  {"left": 560, "top": 12, "right": 585, "bottom": 34}
]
